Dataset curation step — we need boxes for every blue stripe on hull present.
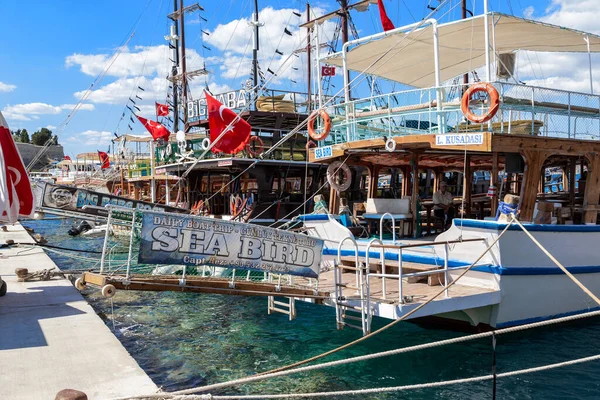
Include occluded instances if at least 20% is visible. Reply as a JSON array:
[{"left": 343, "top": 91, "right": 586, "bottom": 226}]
[
  {"left": 496, "top": 306, "right": 600, "bottom": 328},
  {"left": 325, "top": 248, "right": 600, "bottom": 276}
]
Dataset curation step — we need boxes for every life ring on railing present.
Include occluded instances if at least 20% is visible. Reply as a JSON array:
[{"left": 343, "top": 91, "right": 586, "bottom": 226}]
[
  {"left": 327, "top": 161, "right": 352, "bottom": 192},
  {"left": 245, "top": 135, "right": 264, "bottom": 157},
  {"left": 306, "top": 140, "right": 317, "bottom": 151},
  {"left": 308, "top": 109, "right": 332, "bottom": 141},
  {"left": 460, "top": 83, "right": 500, "bottom": 124},
  {"left": 201, "top": 137, "right": 211, "bottom": 150}
]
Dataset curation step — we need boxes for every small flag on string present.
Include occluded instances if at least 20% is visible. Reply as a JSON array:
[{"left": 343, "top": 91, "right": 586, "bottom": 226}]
[
  {"left": 138, "top": 86, "right": 145, "bottom": 91},
  {"left": 133, "top": 105, "right": 141, "bottom": 112},
  {"left": 293, "top": 11, "right": 301, "bottom": 17},
  {"left": 284, "top": 28, "right": 292, "bottom": 36},
  {"left": 202, "top": 30, "right": 210, "bottom": 36},
  {"left": 203, "top": 45, "right": 211, "bottom": 51},
  {"left": 267, "top": 68, "right": 277, "bottom": 75},
  {"left": 275, "top": 49, "right": 283, "bottom": 55},
  {"left": 290, "top": 79, "right": 297, "bottom": 84},
  {"left": 136, "top": 95, "right": 142, "bottom": 100},
  {"left": 128, "top": 97, "right": 136, "bottom": 104}
]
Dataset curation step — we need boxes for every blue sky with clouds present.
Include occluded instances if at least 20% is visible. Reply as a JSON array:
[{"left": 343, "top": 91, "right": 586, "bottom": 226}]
[{"left": 0, "top": 0, "right": 594, "bottom": 157}]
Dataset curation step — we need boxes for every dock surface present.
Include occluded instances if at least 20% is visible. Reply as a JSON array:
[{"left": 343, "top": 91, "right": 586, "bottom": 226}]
[{"left": 0, "top": 222, "right": 157, "bottom": 399}]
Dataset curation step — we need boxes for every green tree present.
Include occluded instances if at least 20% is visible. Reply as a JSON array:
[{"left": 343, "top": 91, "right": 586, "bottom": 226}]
[
  {"left": 11, "top": 129, "right": 21, "bottom": 142},
  {"left": 31, "top": 127, "right": 56, "bottom": 146},
  {"left": 19, "top": 128, "right": 30, "bottom": 144}
]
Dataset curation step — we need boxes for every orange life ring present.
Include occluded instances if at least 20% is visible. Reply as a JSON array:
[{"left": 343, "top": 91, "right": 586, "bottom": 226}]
[
  {"left": 308, "top": 110, "right": 331, "bottom": 141},
  {"left": 245, "top": 135, "right": 264, "bottom": 157},
  {"left": 306, "top": 140, "right": 317, "bottom": 151},
  {"left": 460, "top": 83, "right": 500, "bottom": 124}
]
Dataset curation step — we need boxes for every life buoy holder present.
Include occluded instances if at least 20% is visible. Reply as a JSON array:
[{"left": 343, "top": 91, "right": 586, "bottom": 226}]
[
  {"left": 245, "top": 135, "right": 264, "bottom": 157},
  {"left": 201, "top": 137, "right": 211, "bottom": 150},
  {"left": 308, "top": 110, "right": 332, "bottom": 141},
  {"left": 327, "top": 161, "right": 352, "bottom": 192},
  {"left": 306, "top": 140, "right": 317, "bottom": 151},
  {"left": 460, "top": 83, "right": 500, "bottom": 124}
]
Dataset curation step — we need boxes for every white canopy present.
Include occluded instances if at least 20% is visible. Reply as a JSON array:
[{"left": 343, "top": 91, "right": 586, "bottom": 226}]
[{"left": 324, "top": 13, "right": 600, "bottom": 88}]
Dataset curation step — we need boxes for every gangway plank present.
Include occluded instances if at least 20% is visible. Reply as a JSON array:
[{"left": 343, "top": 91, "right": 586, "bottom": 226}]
[{"left": 81, "top": 272, "right": 329, "bottom": 301}]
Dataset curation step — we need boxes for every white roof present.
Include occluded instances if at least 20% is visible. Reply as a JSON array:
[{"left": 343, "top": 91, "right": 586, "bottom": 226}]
[{"left": 325, "top": 13, "right": 600, "bottom": 88}]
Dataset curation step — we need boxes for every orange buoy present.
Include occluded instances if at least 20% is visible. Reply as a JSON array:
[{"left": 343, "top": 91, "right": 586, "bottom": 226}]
[
  {"left": 245, "top": 135, "right": 264, "bottom": 157},
  {"left": 461, "top": 83, "right": 500, "bottom": 124},
  {"left": 308, "top": 110, "right": 332, "bottom": 141}
]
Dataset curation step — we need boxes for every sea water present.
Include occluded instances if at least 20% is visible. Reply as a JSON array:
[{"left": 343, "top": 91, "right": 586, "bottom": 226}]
[{"left": 23, "top": 218, "right": 600, "bottom": 399}]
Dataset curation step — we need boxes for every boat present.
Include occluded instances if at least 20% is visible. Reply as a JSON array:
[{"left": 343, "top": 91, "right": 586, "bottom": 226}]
[{"left": 292, "top": 1, "right": 600, "bottom": 331}]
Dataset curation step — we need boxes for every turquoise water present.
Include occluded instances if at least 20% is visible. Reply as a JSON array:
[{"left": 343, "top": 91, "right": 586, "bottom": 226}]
[{"left": 23, "top": 218, "right": 600, "bottom": 399}]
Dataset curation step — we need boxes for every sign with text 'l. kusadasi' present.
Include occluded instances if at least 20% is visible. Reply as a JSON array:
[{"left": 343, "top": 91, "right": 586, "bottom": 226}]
[{"left": 138, "top": 212, "right": 323, "bottom": 278}]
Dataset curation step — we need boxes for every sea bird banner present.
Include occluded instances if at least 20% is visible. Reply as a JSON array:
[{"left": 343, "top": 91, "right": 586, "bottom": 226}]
[{"left": 139, "top": 212, "right": 323, "bottom": 278}]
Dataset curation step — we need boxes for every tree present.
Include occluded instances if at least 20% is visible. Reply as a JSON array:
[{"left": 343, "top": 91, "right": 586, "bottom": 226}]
[
  {"left": 31, "top": 127, "right": 56, "bottom": 146},
  {"left": 19, "top": 129, "right": 30, "bottom": 144}
]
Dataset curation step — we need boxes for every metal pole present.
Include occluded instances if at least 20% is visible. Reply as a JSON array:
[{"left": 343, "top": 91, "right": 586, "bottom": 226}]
[
  {"left": 483, "top": 0, "right": 491, "bottom": 81},
  {"left": 306, "top": 3, "right": 312, "bottom": 112},
  {"left": 100, "top": 208, "right": 113, "bottom": 274},
  {"left": 172, "top": 0, "right": 180, "bottom": 132},
  {"left": 252, "top": 0, "right": 260, "bottom": 108},
  {"left": 585, "top": 34, "right": 594, "bottom": 94},
  {"left": 125, "top": 210, "right": 137, "bottom": 280},
  {"left": 444, "top": 242, "right": 449, "bottom": 298},
  {"left": 179, "top": 0, "right": 188, "bottom": 131},
  {"left": 398, "top": 248, "right": 403, "bottom": 305},
  {"left": 462, "top": 0, "right": 468, "bottom": 88},
  {"left": 340, "top": 0, "right": 351, "bottom": 101}
]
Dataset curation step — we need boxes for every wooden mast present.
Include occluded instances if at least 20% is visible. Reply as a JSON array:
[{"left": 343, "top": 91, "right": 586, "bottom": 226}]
[
  {"left": 179, "top": 0, "right": 188, "bottom": 132},
  {"left": 306, "top": 3, "right": 311, "bottom": 112},
  {"left": 172, "top": 0, "right": 180, "bottom": 133}
]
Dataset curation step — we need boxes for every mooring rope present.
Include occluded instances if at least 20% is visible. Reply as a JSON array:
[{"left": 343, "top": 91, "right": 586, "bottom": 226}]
[{"left": 116, "top": 217, "right": 515, "bottom": 400}]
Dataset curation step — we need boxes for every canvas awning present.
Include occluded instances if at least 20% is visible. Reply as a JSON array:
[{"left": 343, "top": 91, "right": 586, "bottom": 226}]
[{"left": 324, "top": 13, "right": 600, "bottom": 88}]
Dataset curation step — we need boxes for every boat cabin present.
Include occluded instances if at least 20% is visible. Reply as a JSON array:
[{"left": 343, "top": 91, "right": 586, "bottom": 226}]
[{"left": 308, "top": 12, "right": 600, "bottom": 237}]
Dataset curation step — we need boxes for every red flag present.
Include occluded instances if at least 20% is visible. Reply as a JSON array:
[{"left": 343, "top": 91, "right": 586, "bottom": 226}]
[
  {"left": 135, "top": 115, "right": 171, "bottom": 141},
  {"left": 97, "top": 151, "right": 110, "bottom": 169},
  {"left": 64, "top": 155, "right": 72, "bottom": 161},
  {"left": 155, "top": 102, "right": 169, "bottom": 117},
  {"left": 205, "top": 91, "right": 251, "bottom": 154},
  {"left": 322, "top": 66, "right": 336, "bottom": 76},
  {"left": 0, "top": 111, "right": 34, "bottom": 222},
  {"left": 377, "top": 0, "right": 395, "bottom": 32}
]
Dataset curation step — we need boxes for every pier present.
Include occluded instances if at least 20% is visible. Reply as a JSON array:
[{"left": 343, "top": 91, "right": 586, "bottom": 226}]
[{"left": 0, "top": 223, "right": 157, "bottom": 399}]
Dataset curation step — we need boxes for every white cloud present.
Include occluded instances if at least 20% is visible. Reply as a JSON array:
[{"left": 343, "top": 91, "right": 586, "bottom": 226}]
[
  {"left": 66, "top": 45, "right": 205, "bottom": 79},
  {"left": 45, "top": 125, "right": 57, "bottom": 130},
  {"left": 0, "top": 81, "right": 16, "bottom": 92},
  {"left": 206, "top": 7, "right": 336, "bottom": 82},
  {"left": 516, "top": 0, "right": 600, "bottom": 92},
  {"left": 77, "top": 130, "right": 114, "bottom": 146},
  {"left": 1, "top": 102, "right": 95, "bottom": 122}
]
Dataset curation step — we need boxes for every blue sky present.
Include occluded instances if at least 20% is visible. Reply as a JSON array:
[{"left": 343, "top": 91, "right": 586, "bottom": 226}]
[{"left": 0, "top": 0, "right": 593, "bottom": 158}]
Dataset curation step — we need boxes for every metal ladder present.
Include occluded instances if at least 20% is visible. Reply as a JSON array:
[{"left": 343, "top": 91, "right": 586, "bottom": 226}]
[
  {"left": 334, "top": 237, "right": 370, "bottom": 335},
  {"left": 267, "top": 273, "right": 297, "bottom": 321}
]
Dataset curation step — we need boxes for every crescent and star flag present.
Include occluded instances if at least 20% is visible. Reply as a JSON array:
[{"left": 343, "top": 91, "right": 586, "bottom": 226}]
[
  {"left": 97, "top": 151, "right": 110, "bottom": 169},
  {"left": 155, "top": 102, "right": 169, "bottom": 117},
  {"left": 0, "top": 111, "right": 34, "bottom": 222},
  {"left": 377, "top": 0, "right": 395, "bottom": 32},
  {"left": 64, "top": 155, "right": 72, "bottom": 161},
  {"left": 205, "top": 91, "right": 251, "bottom": 154},
  {"left": 135, "top": 115, "right": 171, "bottom": 141}
]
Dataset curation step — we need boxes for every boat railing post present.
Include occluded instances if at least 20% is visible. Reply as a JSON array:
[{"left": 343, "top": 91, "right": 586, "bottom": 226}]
[
  {"left": 337, "top": 236, "right": 360, "bottom": 292},
  {"left": 100, "top": 208, "right": 113, "bottom": 274},
  {"left": 366, "top": 238, "right": 384, "bottom": 300},
  {"left": 531, "top": 86, "right": 535, "bottom": 136},
  {"left": 398, "top": 247, "right": 403, "bottom": 306},
  {"left": 444, "top": 242, "right": 449, "bottom": 298},
  {"left": 125, "top": 209, "right": 137, "bottom": 280},
  {"left": 568, "top": 92, "right": 572, "bottom": 137},
  {"left": 379, "top": 212, "right": 396, "bottom": 244}
]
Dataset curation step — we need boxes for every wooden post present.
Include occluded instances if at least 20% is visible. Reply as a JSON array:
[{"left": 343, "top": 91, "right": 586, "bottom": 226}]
[
  {"left": 491, "top": 152, "right": 499, "bottom": 217},
  {"left": 539, "top": 165, "right": 545, "bottom": 198},
  {"left": 519, "top": 150, "right": 551, "bottom": 222},
  {"left": 424, "top": 169, "right": 432, "bottom": 198},
  {"left": 463, "top": 154, "right": 472, "bottom": 217},
  {"left": 583, "top": 152, "right": 600, "bottom": 224},
  {"left": 433, "top": 168, "right": 440, "bottom": 194},
  {"left": 401, "top": 166, "right": 410, "bottom": 197},
  {"left": 329, "top": 187, "right": 340, "bottom": 214},
  {"left": 367, "top": 165, "right": 378, "bottom": 199},
  {"left": 410, "top": 152, "right": 419, "bottom": 238}
]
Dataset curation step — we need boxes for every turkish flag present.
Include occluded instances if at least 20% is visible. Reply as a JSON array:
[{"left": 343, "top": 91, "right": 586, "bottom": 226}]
[
  {"left": 155, "top": 102, "right": 169, "bottom": 117},
  {"left": 377, "top": 0, "right": 395, "bottom": 32},
  {"left": 206, "top": 91, "right": 251, "bottom": 154},
  {"left": 135, "top": 115, "right": 171, "bottom": 141},
  {"left": 64, "top": 155, "right": 72, "bottom": 161},
  {"left": 0, "top": 111, "right": 34, "bottom": 222},
  {"left": 97, "top": 151, "right": 110, "bottom": 169},
  {"left": 322, "top": 66, "right": 336, "bottom": 76}
]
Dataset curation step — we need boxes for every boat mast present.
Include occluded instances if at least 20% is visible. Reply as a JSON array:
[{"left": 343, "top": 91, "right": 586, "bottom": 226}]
[
  {"left": 250, "top": 0, "right": 262, "bottom": 109},
  {"left": 339, "top": 0, "right": 351, "bottom": 101},
  {"left": 306, "top": 3, "right": 311, "bottom": 112},
  {"left": 171, "top": 0, "right": 180, "bottom": 133},
  {"left": 462, "top": 0, "right": 468, "bottom": 87},
  {"left": 179, "top": 0, "right": 188, "bottom": 131}
]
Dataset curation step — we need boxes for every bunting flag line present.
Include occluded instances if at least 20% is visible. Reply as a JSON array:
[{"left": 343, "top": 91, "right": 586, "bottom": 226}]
[
  {"left": 205, "top": 91, "right": 251, "bottom": 155},
  {"left": 284, "top": 28, "right": 293, "bottom": 36}
]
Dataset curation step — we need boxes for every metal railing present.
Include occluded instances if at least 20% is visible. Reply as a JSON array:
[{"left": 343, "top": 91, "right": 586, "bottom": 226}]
[{"left": 318, "top": 81, "right": 600, "bottom": 145}]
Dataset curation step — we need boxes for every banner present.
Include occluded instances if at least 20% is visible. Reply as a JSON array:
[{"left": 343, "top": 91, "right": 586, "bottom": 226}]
[
  {"left": 138, "top": 212, "right": 323, "bottom": 278},
  {"left": 34, "top": 181, "right": 185, "bottom": 218}
]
